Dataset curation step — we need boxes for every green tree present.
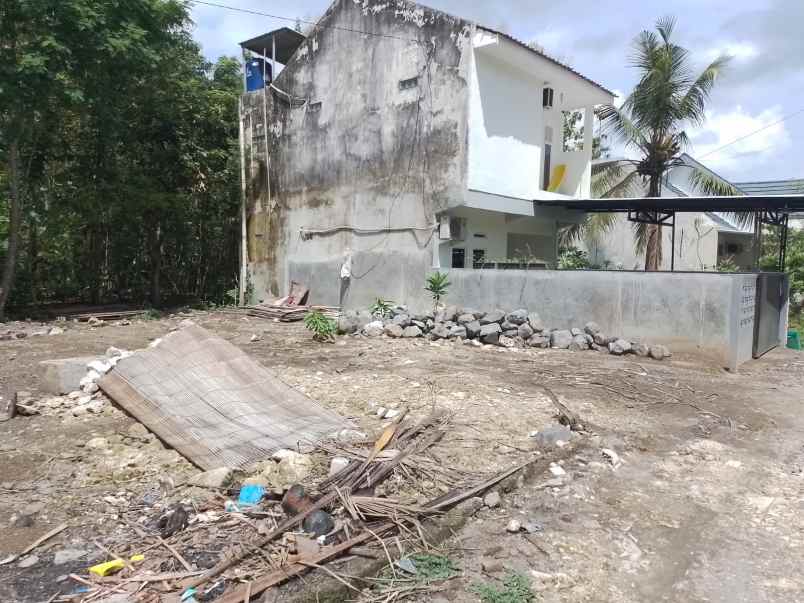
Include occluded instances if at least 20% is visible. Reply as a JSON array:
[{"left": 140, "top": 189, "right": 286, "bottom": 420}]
[{"left": 591, "top": 17, "right": 741, "bottom": 271}]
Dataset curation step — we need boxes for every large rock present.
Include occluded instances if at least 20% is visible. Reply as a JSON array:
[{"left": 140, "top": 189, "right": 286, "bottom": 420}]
[
  {"left": 449, "top": 326, "right": 468, "bottom": 339},
  {"left": 633, "top": 343, "right": 650, "bottom": 357},
  {"left": 609, "top": 339, "right": 632, "bottom": 355},
  {"left": 457, "top": 313, "right": 475, "bottom": 325},
  {"left": 649, "top": 345, "right": 671, "bottom": 360},
  {"left": 466, "top": 320, "right": 482, "bottom": 339},
  {"left": 527, "top": 313, "right": 544, "bottom": 332},
  {"left": 403, "top": 326, "right": 423, "bottom": 338},
  {"left": 505, "top": 309, "right": 529, "bottom": 325},
  {"left": 584, "top": 322, "right": 602, "bottom": 336},
  {"left": 384, "top": 324, "right": 404, "bottom": 338},
  {"left": 430, "top": 324, "right": 450, "bottom": 340},
  {"left": 480, "top": 310, "right": 505, "bottom": 325},
  {"left": 39, "top": 357, "right": 102, "bottom": 395},
  {"left": 190, "top": 467, "right": 233, "bottom": 488},
  {"left": 528, "top": 335, "right": 550, "bottom": 348},
  {"left": 501, "top": 321, "right": 518, "bottom": 331},
  {"left": 518, "top": 323, "right": 535, "bottom": 339},
  {"left": 569, "top": 334, "right": 590, "bottom": 351},
  {"left": 531, "top": 425, "right": 572, "bottom": 448},
  {"left": 479, "top": 323, "right": 502, "bottom": 345},
  {"left": 363, "top": 321, "right": 385, "bottom": 338},
  {"left": 570, "top": 328, "right": 583, "bottom": 337},
  {"left": 338, "top": 311, "right": 372, "bottom": 335},
  {"left": 498, "top": 336, "right": 516, "bottom": 349},
  {"left": 550, "top": 330, "right": 573, "bottom": 349},
  {"left": 391, "top": 314, "right": 411, "bottom": 328},
  {"left": 594, "top": 332, "right": 612, "bottom": 346}
]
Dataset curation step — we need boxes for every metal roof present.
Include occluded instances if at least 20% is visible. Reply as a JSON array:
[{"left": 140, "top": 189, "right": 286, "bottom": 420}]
[
  {"left": 240, "top": 28, "right": 307, "bottom": 64},
  {"left": 535, "top": 195, "right": 804, "bottom": 213},
  {"left": 479, "top": 26, "right": 615, "bottom": 97},
  {"left": 735, "top": 179, "right": 804, "bottom": 196}
]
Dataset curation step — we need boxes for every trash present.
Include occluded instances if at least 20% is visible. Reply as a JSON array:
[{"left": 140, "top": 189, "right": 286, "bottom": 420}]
[
  {"left": 282, "top": 484, "right": 314, "bottom": 516},
  {"left": 329, "top": 456, "right": 350, "bottom": 477},
  {"left": 396, "top": 557, "right": 418, "bottom": 574},
  {"left": 302, "top": 510, "right": 335, "bottom": 537},
  {"left": 181, "top": 588, "right": 199, "bottom": 603},
  {"left": 158, "top": 505, "right": 189, "bottom": 538},
  {"left": 237, "top": 484, "right": 265, "bottom": 508},
  {"left": 601, "top": 448, "right": 622, "bottom": 468},
  {"left": 99, "top": 325, "right": 349, "bottom": 470}
]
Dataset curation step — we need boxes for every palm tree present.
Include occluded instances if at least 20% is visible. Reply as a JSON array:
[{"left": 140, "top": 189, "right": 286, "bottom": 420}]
[{"left": 566, "top": 17, "right": 743, "bottom": 270}]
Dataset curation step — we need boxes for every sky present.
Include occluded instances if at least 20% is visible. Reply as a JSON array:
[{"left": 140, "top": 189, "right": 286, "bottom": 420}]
[{"left": 189, "top": 0, "right": 804, "bottom": 184}]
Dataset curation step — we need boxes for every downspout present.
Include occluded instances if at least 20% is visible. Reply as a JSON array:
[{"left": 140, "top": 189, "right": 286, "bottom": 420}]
[{"left": 238, "top": 96, "right": 249, "bottom": 306}]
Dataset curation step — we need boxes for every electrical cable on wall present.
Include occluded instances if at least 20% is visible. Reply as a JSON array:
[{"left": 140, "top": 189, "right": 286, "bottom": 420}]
[{"left": 299, "top": 223, "right": 438, "bottom": 241}]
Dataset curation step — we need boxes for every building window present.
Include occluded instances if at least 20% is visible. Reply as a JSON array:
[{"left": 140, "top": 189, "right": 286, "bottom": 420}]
[
  {"left": 473, "top": 249, "right": 486, "bottom": 267},
  {"left": 399, "top": 77, "right": 418, "bottom": 90},
  {"left": 452, "top": 248, "right": 466, "bottom": 269},
  {"left": 543, "top": 143, "right": 552, "bottom": 191}
]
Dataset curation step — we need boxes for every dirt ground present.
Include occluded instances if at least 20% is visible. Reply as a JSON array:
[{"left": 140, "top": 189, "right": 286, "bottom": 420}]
[{"left": 0, "top": 310, "right": 802, "bottom": 602}]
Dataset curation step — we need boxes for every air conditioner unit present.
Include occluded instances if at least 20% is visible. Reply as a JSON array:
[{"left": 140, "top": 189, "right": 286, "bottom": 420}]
[
  {"left": 543, "top": 87, "right": 555, "bottom": 109},
  {"left": 450, "top": 217, "right": 467, "bottom": 242}
]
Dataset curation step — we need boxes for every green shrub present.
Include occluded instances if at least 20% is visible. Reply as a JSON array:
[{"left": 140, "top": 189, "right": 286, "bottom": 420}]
[
  {"left": 304, "top": 310, "right": 337, "bottom": 342},
  {"left": 472, "top": 572, "right": 536, "bottom": 603}
]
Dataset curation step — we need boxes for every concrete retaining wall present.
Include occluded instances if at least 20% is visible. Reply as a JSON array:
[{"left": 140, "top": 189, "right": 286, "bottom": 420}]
[{"left": 414, "top": 269, "right": 771, "bottom": 370}]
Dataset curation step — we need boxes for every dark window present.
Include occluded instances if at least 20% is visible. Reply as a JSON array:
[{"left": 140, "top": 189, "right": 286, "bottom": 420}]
[
  {"left": 543, "top": 143, "right": 552, "bottom": 191},
  {"left": 473, "top": 249, "right": 486, "bottom": 265},
  {"left": 399, "top": 77, "right": 418, "bottom": 90},
  {"left": 451, "top": 248, "right": 466, "bottom": 269},
  {"left": 543, "top": 87, "right": 554, "bottom": 108}
]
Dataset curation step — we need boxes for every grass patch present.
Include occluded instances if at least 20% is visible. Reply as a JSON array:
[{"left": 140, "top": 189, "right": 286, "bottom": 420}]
[
  {"left": 472, "top": 572, "right": 536, "bottom": 603},
  {"left": 407, "top": 553, "right": 459, "bottom": 582}
]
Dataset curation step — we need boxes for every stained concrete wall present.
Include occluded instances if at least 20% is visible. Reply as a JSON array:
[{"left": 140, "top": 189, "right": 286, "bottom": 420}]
[
  {"left": 425, "top": 269, "right": 771, "bottom": 369},
  {"left": 241, "top": 0, "right": 473, "bottom": 305}
]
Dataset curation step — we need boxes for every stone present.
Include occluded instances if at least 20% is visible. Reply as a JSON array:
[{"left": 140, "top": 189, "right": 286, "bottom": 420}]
[
  {"left": 633, "top": 343, "right": 650, "bottom": 357},
  {"left": 384, "top": 324, "right": 404, "bottom": 338},
  {"left": 430, "top": 324, "right": 450, "bottom": 340},
  {"left": 650, "top": 345, "right": 671, "bottom": 360},
  {"left": 531, "top": 425, "right": 572, "bottom": 448},
  {"left": 106, "top": 347, "right": 125, "bottom": 359},
  {"left": 479, "top": 323, "right": 502, "bottom": 345},
  {"left": 483, "top": 490, "right": 501, "bottom": 508},
  {"left": 549, "top": 462, "right": 566, "bottom": 477},
  {"left": 456, "top": 497, "right": 484, "bottom": 516},
  {"left": 271, "top": 453, "right": 313, "bottom": 490},
  {"left": 584, "top": 322, "right": 602, "bottom": 336},
  {"left": 506, "top": 519, "right": 522, "bottom": 533},
  {"left": 82, "top": 382, "right": 100, "bottom": 395},
  {"left": 127, "top": 423, "right": 151, "bottom": 439},
  {"left": 338, "top": 311, "right": 372, "bottom": 335},
  {"left": 443, "top": 306, "right": 459, "bottom": 322},
  {"left": 86, "top": 399, "right": 106, "bottom": 414},
  {"left": 506, "top": 309, "right": 528, "bottom": 325},
  {"left": 363, "top": 321, "right": 385, "bottom": 338},
  {"left": 54, "top": 548, "right": 88, "bottom": 565},
  {"left": 570, "top": 328, "right": 583, "bottom": 337},
  {"left": 337, "top": 429, "right": 367, "bottom": 444},
  {"left": 593, "top": 332, "right": 610, "bottom": 346},
  {"left": 384, "top": 408, "right": 402, "bottom": 419},
  {"left": 85, "top": 437, "right": 110, "bottom": 450},
  {"left": 449, "top": 326, "right": 468, "bottom": 339},
  {"left": 500, "top": 321, "right": 516, "bottom": 331},
  {"left": 527, "top": 313, "right": 544, "bottom": 332},
  {"left": 329, "top": 456, "right": 350, "bottom": 477},
  {"left": 481, "top": 557, "right": 504, "bottom": 573},
  {"left": 517, "top": 323, "right": 534, "bottom": 339},
  {"left": 402, "top": 326, "right": 423, "bottom": 338},
  {"left": 498, "top": 336, "right": 516, "bottom": 349},
  {"left": 480, "top": 310, "right": 505, "bottom": 325},
  {"left": 550, "top": 330, "right": 573, "bottom": 349},
  {"left": 457, "top": 313, "right": 475, "bottom": 325},
  {"left": 391, "top": 314, "right": 411, "bottom": 328},
  {"left": 48, "top": 326, "right": 65, "bottom": 336},
  {"left": 466, "top": 320, "right": 482, "bottom": 339},
  {"left": 18, "top": 555, "right": 39, "bottom": 569},
  {"left": 609, "top": 339, "right": 632, "bottom": 355},
  {"left": 502, "top": 329, "right": 519, "bottom": 339},
  {"left": 39, "top": 357, "right": 103, "bottom": 395},
  {"left": 528, "top": 335, "right": 550, "bottom": 348},
  {"left": 190, "top": 467, "right": 233, "bottom": 488},
  {"left": 569, "top": 334, "right": 590, "bottom": 351}
]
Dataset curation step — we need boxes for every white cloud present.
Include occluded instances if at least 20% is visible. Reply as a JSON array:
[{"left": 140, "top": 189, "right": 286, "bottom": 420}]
[
  {"left": 705, "top": 41, "right": 759, "bottom": 62},
  {"left": 689, "top": 105, "right": 791, "bottom": 169}
]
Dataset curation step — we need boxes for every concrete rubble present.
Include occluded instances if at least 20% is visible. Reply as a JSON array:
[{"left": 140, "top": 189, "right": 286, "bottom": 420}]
[{"left": 338, "top": 305, "right": 672, "bottom": 360}]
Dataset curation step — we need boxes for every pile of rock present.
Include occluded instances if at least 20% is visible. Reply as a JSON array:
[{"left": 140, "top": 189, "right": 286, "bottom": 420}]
[{"left": 339, "top": 306, "right": 671, "bottom": 360}]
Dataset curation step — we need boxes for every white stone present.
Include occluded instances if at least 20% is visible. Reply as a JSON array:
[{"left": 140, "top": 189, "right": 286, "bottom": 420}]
[
  {"left": 48, "top": 327, "right": 65, "bottom": 336},
  {"left": 85, "top": 437, "right": 110, "bottom": 450},
  {"left": 82, "top": 383, "right": 100, "bottom": 395},
  {"left": 506, "top": 519, "right": 522, "bottom": 533},
  {"left": 549, "top": 463, "right": 566, "bottom": 477},
  {"left": 190, "top": 467, "right": 233, "bottom": 488},
  {"left": 87, "top": 360, "right": 112, "bottom": 375},
  {"left": 384, "top": 408, "right": 401, "bottom": 419},
  {"left": 79, "top": 370, "right": 101, "bottom": 388},
  {"left": 601, "top": 448, "right": 622, "bottom": 467},
  {"left": 329, "top": 456, "right": 350, "bottom": 476}
]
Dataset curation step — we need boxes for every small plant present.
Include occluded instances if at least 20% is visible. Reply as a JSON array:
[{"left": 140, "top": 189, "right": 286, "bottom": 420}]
[
  {"left": 557, "top": 247, "right": 591, "bottom": 270},
  {"left": 304, "top": 310, "right": 337, "bottom": 342},
  {"left": 425, "top": 272, "right": 451, "bottom": 311},
  {"left": 472, "top": 572, "right": 536, "bottom": 603},
  {"left": 370, "top": 298, "right": 394, "bottom": 319},
  {"left": 408, "top": 553, "right": 459, "bottom": 582},
  {"left": 717, "top": 255, "right": 739, "bottom": 273}
]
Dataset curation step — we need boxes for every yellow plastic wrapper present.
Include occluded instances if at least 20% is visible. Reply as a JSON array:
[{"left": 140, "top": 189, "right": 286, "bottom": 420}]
[{"left": 88, "top": 555, "right": 144, "bottom": 577}]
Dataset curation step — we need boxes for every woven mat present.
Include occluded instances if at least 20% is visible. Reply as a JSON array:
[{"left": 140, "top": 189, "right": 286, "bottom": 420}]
[{"left": 99, "top": 325, "right": 349, "bottom": 470}]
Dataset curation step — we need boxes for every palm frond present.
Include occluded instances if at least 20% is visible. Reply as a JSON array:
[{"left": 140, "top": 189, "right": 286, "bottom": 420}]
[
  {"left": 601, "top": 169, "right": 642, "bottom": 199},
  {"left": 655, "top": 16, "right": 677, "bottom": 46},
  {"left": 558, "top": 212, "right": 618, "bottom": 248},
  {"left": 633, "top": 221, "right": 649, "bottom": 256},
  {"left": 679, "top": 54, "right": 731, "bottom": 125},
  {"left": 687, "top": 166, "right": 742, "bottom": 197},
  {"left": 597, "top": 104, "right": 649, "bottom": 151}
]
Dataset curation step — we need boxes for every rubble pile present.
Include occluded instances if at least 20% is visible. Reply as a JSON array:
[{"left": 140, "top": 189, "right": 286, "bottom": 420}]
[{"left": 339, "top": 306, "right": 672, "bottom": 360}]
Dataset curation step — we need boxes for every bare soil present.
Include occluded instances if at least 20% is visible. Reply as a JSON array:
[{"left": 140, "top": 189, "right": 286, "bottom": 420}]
[{"left": 0, "top": 310, "right": 802, "bottom": 602}]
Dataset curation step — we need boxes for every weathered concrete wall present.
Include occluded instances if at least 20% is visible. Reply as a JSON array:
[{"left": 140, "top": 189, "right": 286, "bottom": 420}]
[
  {"left": 241, "top": 0, "right": 473, "bottom": 305},
  {"left": 413, "top": 269, "right": 767, "bottom": 369}
]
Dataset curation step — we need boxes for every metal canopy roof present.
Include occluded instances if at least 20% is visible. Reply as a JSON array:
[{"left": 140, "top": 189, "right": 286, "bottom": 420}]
[
  {"left": 240, "top": 28, "right": 306, "bottom": 64},
  {"left": 535, "top": 195, "right": 804, "bottom": 213}
]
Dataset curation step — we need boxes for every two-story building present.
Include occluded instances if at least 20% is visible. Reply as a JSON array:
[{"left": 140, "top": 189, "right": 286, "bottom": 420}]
[{"left": 239, "top": 0, "right": 613, "bottom": 308}]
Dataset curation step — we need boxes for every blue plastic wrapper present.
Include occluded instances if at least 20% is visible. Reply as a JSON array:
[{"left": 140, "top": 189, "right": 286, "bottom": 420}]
[{"left": 237, "top": 484, "right": 265, "bottom": 508}]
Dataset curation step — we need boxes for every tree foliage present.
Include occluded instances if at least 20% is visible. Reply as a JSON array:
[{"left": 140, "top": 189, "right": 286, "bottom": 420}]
[
  {"left": 591, "top": 17, "right": 739, "bottom": 270},
  {"left": 0, "top": 0, "right": 241, "bottom": 318}
]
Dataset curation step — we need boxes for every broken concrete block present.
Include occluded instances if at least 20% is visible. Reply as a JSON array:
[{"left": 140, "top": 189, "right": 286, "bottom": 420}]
[
  {"left": 190, "top": 467, "right": 234, "bottom": 488},
  {"left": 39, "top": 357, "right": 102, "bottom": 395}
]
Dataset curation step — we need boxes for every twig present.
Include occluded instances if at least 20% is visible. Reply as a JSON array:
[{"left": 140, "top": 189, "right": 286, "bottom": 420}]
[
  {"left": 298, "top": 561, "right": 362, "bottom": 593},
  {"left": 155, "top": 535, "right": 194, "bottom": 572},
  {"left": 0, "top": 523, "right": 68, "bottom": 565}
]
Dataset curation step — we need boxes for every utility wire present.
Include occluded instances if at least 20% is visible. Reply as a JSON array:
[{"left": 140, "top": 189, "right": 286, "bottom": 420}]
[
  {"left": 191, "top": 0, "right": 423, "bottom": 44},
  {"left": 698, "top": 106, "right": 804, "bottom": 160}
]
